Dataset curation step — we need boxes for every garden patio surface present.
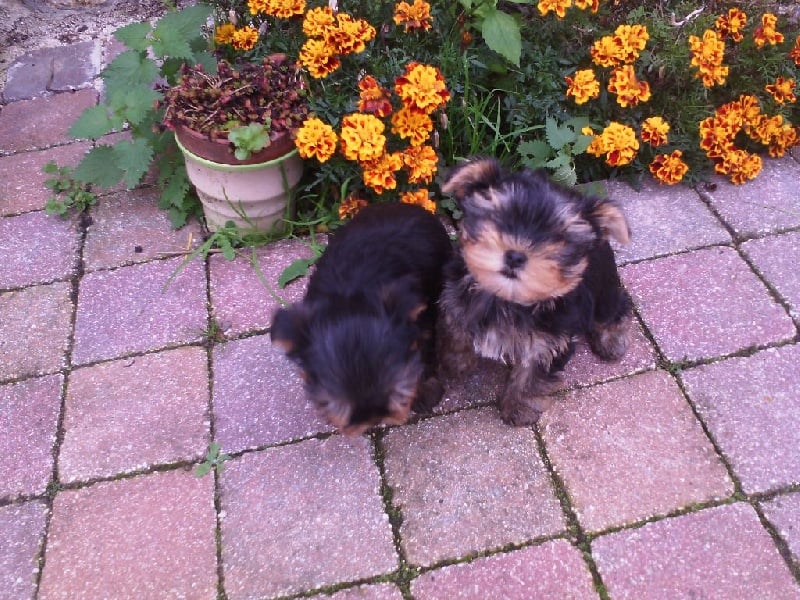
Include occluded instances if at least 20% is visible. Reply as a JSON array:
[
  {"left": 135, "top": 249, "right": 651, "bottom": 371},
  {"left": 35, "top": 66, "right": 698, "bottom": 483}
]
[{"left": 2, "top": 32, "right": 800, "bottom": 600}]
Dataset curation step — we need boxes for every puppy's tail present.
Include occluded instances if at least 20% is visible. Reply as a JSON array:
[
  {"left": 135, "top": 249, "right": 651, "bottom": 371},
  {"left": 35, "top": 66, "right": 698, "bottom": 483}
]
[{"left": 441, "top": 157, "right": 502, "bottom": 200}]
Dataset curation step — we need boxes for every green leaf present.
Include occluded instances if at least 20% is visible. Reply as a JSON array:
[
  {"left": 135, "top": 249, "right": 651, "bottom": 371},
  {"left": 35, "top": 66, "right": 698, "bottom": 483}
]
[
  {"left": 73, "top": 146, "right": 125, "bottom": 188},
  {"left": 517, "top": 139, "right": 553, "bottom": 168},
  {"left": 112, "top": 138, "right": 154, "bottom": 189},
  {"left": 545, "top": 116, "right": 578, "bottom": 150},
  {"left": 545, "top": 153, "right": 572, "bottom": 170},
  {"left": 194, "top": 463, "right": 212, "bottom": 478},
  {"left": 68, "top": 105, "right": 121, "bottom": 139},
  {"left": 572, "top": 134, "right": 593, "bottom": 156},
  {"left": 480, "top": 9, "right": 521, "bottom": 66},
  {"left": 101, "top": 50, "right": 159, "bottom": 94},
  {"left": 551, "top": 164, "right": 577, "bottom": 187},
  {"left": 278, "top": 257, "right": 316, "bottom": 288},
  {"left": 107, "top": 86, "right": 162, "bottom": 126},
  {"left": 113, "top": 22, "right": 153, "bottom": 51},
  {"left": 150, "top": 4, "right": 213, "bottom": 60}
]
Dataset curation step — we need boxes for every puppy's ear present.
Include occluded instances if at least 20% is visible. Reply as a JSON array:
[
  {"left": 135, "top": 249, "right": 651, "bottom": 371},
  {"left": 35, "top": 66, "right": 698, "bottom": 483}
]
[
  {"left": 441, "top": 158, "right": 502, "bottom": 201},
  {"left": 380, "top": 276, "right": 426, "bottom": 323},
  {"left": 587, "top": 197, "right": 630, "bottom": 245},
  {"left": 270, "top": 305, "right": 310, "bottom": 356}
]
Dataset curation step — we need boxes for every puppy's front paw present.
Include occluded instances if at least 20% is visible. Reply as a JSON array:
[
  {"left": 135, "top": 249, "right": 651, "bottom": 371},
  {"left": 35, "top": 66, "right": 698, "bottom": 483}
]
[
  {"left": 414, "top": 376, "right": 445, "bottom": 413},
  {"left": 499, "top": 389, "right": 555, "bottom": 426},
  {"left": 589, "top": 317, "right": 631, "bottom": 362}
]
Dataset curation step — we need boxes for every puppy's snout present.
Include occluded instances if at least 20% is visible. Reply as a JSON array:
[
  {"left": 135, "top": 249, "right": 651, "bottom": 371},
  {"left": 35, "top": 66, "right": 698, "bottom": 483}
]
[{"left": 504, "top": 250, "right": 527, "bottom": 271}]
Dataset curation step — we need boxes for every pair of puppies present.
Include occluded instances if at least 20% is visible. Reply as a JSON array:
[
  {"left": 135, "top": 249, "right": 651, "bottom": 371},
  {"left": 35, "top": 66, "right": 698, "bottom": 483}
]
[{"left": 272, "top": 158, "right": 631, "bottom": 434}]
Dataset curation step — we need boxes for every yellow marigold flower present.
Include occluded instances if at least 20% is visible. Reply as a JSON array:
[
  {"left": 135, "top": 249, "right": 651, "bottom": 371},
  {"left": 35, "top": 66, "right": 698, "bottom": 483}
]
[
  {"left": 754, "top": 13, "right": 784, "bottom": 48},
  {"left": 767, "top": 124, "right": 799, "bottom": 158},
  {"left": 574, "top": 0, "right": 600, "bottom": 13},
  {"left": 715, "top": 8, "right": 747, "bottom": 42},
  {"left": 295, "top": 117, "right": 338, "bottom": 163},
  {"left": 395, "top": 63, "right": 450, "bottom": 114},
  {"left": 402, "top": 145, "right": 439, "bottom": 184},
  {"left": 339, "top": 194, "right": 368, "bottom": 220},
  {"left": 537, "top": 0, "right": 572, "bottom": 19},
  {"left": 214, "top": 23, "right": 236, "bottom": 46},
  {"left": 394, "top": 0, "right": 433, "bottom": 33},
  {"left": 391, "top": 106, "right": 433, "bottom": 146},
  {"left": 299, "top": 38, "right": 340, "bottom": 78},
  {"left": 765, "top": 77, "right": 797, "bottom": 105},
  {"left": 264, "top": 0, "right": 306, "bottom": 18},
  {"left": 608, "top": 65, "right": 651, "bottom": 108},
  {"left": 649, "top": 150, "right": 689, "bottom": 185},
  {"left": 790, "top": 35, "right": 800, "bottom": 66},
  {"left": 738, "top": 94, "right": 762, "bottom": 125},
  {"left": 641, "top": 116, "right": 670, "bottom": 146},
  {"left": 401, "top": 188, "right": 437, "bottom": 213},
  {"left": 327, "top": 14, "right": 376, "bottom": 55},
  {"left": 590, "top": 35, "right": 620, "bottom": 68},
  {"left": 303, "top": 6, "right": 336, "bottom": 38},
  {"left": 565, "top": 69, "right": 600, "bottom": 105},
  {"left": 248, "top": 0, "right": 269, "bottom": 15},
  {"left": 232, "top": 26, "right": 259, "bottom": 52},
  {"left": 340, "top": 113, "right": 386, "bottom": 163},
  {"left": 358, "top": 75, "right": 393, "bottom": 118},
  {"left": 614, "top": 24, "right": 649, "bottom": 63},
  {"left": 717, "top": 149, "right": 762, "bottom": 185},
  {"left": 688, "top": 30, "right": 729, "bottom": 87},
  {"left": 588, "top": 122, "right": 639, "bottom": 167},
  {"left": 361, "top": 152, "right": 404, "bottom": 194}
]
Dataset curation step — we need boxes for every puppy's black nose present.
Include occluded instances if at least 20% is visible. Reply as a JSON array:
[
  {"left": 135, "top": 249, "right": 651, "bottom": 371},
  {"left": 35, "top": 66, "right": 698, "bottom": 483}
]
[{"left": 504, "top": 250, "right": 528, "bottom": 270}]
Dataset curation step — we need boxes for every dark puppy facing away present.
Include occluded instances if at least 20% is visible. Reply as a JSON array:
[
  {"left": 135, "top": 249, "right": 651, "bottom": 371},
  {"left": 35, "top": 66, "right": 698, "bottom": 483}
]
[
  {"left": 439, "top": 158, "right": 632, "bottom": 425},
  {"left": 271, "top": 202, "right": 452, "bottom": 436}
]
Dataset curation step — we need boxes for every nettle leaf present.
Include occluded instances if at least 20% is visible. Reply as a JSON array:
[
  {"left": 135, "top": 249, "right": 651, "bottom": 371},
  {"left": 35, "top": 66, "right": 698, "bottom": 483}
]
[
  {"left": 112, "top": 138, "right": 154, "bottom": 189},
  {"left": 517, "top": 139, "right": 553, "bottom": 168},
  {"left": 545, "top": 116, "right": 578, "bottom": 150},
  {"left": 107, "top": 86, "right": 162, "bottom": 126},
  {"left": 151, "top": 4, "right": 213, "bottom": 60},
  {"left": 101, "top": 50, "right": 159, "bottom": 94},
  {"left": 572, "top": 134, "right": 593, "bottom": 156},
  {"left": 68, "top": 105, "right": 122, "bottom": 139},
  {"left": 480, "top": 9, "right": 521, "bottom": 66},
  {"left": 551, "top": 164, "right": 578, "bottom": 187},
  {"left": 113, "top": 22, "right": 153, "bottom": 51},
  {"left": 73, "top": 146, "right": 125, "bottom": 189}
]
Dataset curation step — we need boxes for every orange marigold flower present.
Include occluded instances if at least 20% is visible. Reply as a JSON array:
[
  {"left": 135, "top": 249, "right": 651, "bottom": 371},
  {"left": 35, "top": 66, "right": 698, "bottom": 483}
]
[
  {"left": 574, "top": 0, "right": 600, "bottom": 13},
  {"left": 327, "top": 13, "right": 376, "bottom": 55},
  {"left": 232, "top": 26, "right": 259, "bottom": 51},
  {"left": 717, "top": 149, "right": 762, "bottom": 184},
  {"left": 340, "top": 113, "right": 386, "bottom": 162},
  {"left": 688, "top": 29, "right": 728, "bottom": 87},
  {"left": 394, "top": 0, "right": 433, "bottom": 33},
  {"left": 790, "top": 35, "right": 800, "bottom": 66},
  {"left": 395, "top": 62, "right": 450, "bottom": 114},
  {"left": 649, "top": 150, "right": 689, "bottom": 185},
  {"left": 607, "top": 65, "right": 651, "bottom": 108},
  {"left": 358, "top": 75, "right": 393, "bottom": 118},
  {"left": 765, "top": 77, "right": 797, "bottom": 105},
  {"left": 361, "top": 152, "right": 404, "bottom": 194},
  {"left": 214, "top": 23, "right": 236, "bottom": 46},
  {"left": 767, "top": 124, "right": 799, "bottom": 158},
  {"left": 401, "top": 188, "right": 437, "bottom": 213},
  {"left": 590, "top": 24, "right": 649, "bottom": 67},
  {"left": 738, "top": 94, "right": 762, "bottom": 125},
  {"left": 338, "top": 195, "right": 368, "bottom": 220},
  {"left": 587, "top": 122, "right": 639, "bottom": 167},
  {"left": 299, "top": 38, "right": 340, "bottom": 78},
  {"left": 537, "top": 0, "right": 572, "bottom": 19},
  {"left": 391, "top": 106, "right": 434, "bottom": 146},
  {"left": 265, "top": 0, "right": 306, "bottom": 18},
  {"left": 565, "top": 69, "right": 600, "bottom": 105},
  {"left": 247, "top": 0, "right": 269, "bottom": 15},
  {"left": 754, "top": 13, "right": 784, "bottom": 48},
  {"left": 715, "top": 8, "right": 747, "bottom": 42},
  {"left": 303, "top": 6, "right": 336, "bottom": 38},
  {"left": 403, "top": 145, "right": 439, "bottom": 184},
  {"left": 641, "top": 116, "right": 670, "bottom": 146},
  {"left": 295, "top": 117, "right": 338, "bottom": 163}
]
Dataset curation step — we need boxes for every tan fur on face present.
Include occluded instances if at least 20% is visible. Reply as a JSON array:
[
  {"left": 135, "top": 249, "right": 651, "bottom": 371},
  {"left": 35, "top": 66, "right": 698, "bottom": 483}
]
[
  {"left": 462, "top": 227, "right": 586, "bottom": 305},
  {"left": 441, "top": 159, "right": 501, "bottom": 200}
]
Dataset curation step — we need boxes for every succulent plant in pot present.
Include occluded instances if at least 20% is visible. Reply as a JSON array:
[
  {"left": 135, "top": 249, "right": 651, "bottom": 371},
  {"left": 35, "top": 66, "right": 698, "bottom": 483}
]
[{"left": 162, "top": 55, "right": 311, "bottom": 232}]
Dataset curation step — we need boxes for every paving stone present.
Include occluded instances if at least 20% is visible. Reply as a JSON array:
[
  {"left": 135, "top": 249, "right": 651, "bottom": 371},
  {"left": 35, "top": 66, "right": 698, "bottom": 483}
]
[
  {"left": 72, "top": 257, "right": 206, "bottom": 365},
  {"left": 412, "top": 539, "right": 598, "bottom": 599},
  {"left": 437, "top": 358, "right": 507, "bottom": 413},
  {"left": 681, "top": 345, "right": 800, "bottom": 494},
  {"left": 213, "top": 335, "right": 331, "bottom": 452},
  {"left": 620, "top": 246, "right": 795, "bottom": 363},
  {"left": 0, "top": 375, "right": 62, "bottom": 500},
  {"left": 761, "top": 493, "right": 800, "bottom": 564},
  {"left": 39, "top": 469, "right": 217, "bottom": 599},
  {"left": 0, "top": 282, "right": 72, "bottom": 381},
  {"left": 311, "top": 583, "right": 404, "bottom": 600},
  {"left": 0, "top": 142, "right": 92, "bottom": 215},
  {"left": 219, "top": 437, "right": 397, "bottom": 599},
  {"left": 3, "top": 42, "right": 98, "bottom": 101},
  {"left": 59, "top": 347, "right": 209, "bottom": 483},
  {"left": 743, "top": 231, "right": 800, "bottom": 321},
  {"left": 0, "top": 89, "right": 98, "bottom": 153},
  {"left": 700, "top": 157, "right": 800, "bottom": 236},
  {"left": 0, "top": 501, "right": 48, "bottom": 600},
  {"left": 592, "top": 503, "right": 800, "bottom": 599},
  {"left": 605, "top": 178, "right": 730, "bottom": 264},
  {"left": 209, "top": 237, "right": 315, "bottom": 336},
  {"left": 83, "top": 187, "right": 203, "bottom": 272},
  {"left": 383, "top": 408, "right": 565, "bottom": 566},
  {"left": 540, "top": 370, "right": 733, "bottom": 532},
  {"left": 0, "top": 210, "right": 80, "bottom": 288}
]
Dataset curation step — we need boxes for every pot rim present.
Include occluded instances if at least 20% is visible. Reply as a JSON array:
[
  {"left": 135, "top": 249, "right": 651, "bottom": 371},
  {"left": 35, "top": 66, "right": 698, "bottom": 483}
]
[{"left": 175, "top": 134, "right": 300, "bottom": 172}]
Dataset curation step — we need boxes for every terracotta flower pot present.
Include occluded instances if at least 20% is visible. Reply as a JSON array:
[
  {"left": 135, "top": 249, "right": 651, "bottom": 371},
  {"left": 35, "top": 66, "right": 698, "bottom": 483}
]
[{"left": 175, "top": 130, "right": 304, "bottom": 232}]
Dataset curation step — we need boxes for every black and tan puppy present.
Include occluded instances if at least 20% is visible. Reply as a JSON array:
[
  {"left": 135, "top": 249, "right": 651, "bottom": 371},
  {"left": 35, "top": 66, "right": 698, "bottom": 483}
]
[
  {"left": 271, "top": 202, "right": 452, "bottom": 436},
  {"left": 439, "top": 158, "right": 632, "bottom": 425}
]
